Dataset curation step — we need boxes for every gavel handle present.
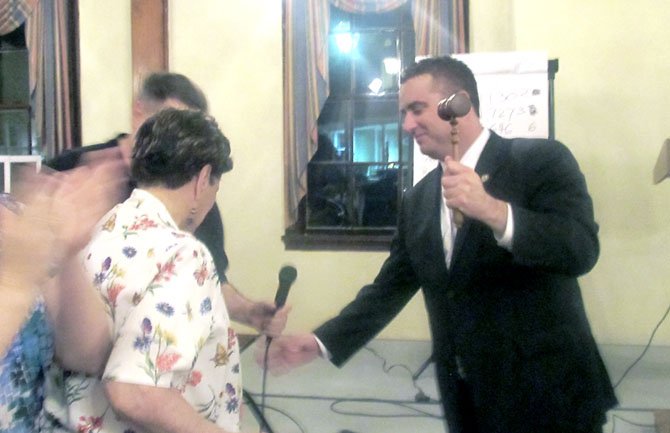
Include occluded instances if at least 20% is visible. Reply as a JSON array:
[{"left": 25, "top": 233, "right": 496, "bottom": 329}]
[
  {"left": 450, "top": 118, "right": 465, "bottom": 228},
  {"left": 452, "top": 207, "right": 464, "bottom": 227}
]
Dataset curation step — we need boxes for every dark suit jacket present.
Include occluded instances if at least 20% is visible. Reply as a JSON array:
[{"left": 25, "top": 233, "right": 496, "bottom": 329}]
[{"left": 315, "top": 132, "right": 617, "bottom": 433}]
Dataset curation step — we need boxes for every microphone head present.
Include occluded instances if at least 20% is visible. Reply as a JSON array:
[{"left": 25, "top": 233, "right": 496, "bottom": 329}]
[
  {"left": 437, "top": 92, "right": 472, "bottom": 121},
  {"left": 279, "top": 265, "right": 297, "bottom": 285}
]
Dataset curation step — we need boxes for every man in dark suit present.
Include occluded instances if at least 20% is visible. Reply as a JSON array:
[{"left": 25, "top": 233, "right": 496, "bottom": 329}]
[{"left": 264, "top": 56, "right": 617, "bottom": 433}]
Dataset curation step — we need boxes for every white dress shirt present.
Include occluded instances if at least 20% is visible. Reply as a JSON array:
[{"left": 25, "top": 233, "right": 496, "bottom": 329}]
[{"left": 441, "top": 128, "right": 514, "bottom": 269}]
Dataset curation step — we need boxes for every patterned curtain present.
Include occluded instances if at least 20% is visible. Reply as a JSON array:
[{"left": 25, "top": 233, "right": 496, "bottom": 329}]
[
  {"left": 284, "top": 0, "right": 468, "bottom": 226},
  {"left": 413, "top": 0, "right": 467, "bottom": 56},
  {"left": 30, "top": 0, "right": 79, "bottom": 158},
  {"left": 0, "top": 0, "right": 78, "bottom": 158},
  {"left": 0, "top": 0, "right": 38, "bottom": 35}
]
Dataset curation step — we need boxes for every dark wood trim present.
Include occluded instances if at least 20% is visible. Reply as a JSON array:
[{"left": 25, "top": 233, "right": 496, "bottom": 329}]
[
  {"left": 0, "top": 103, "right": 31, "bottom": 110},
  {"left": 131, "top": 0, "right": 169, "bottom": 100},
  {"left": 461, "top": 0, "right": 470, "bottom": 52},
  {"left": 68, "top": 0, "right": 82, "bottom": 147},
  {"left": 282, "top": 228, "right": 394, "bottom": 251}
]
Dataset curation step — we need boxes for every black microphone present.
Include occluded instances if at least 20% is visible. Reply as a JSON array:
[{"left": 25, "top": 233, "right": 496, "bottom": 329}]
[
  {"left": 437, "top": 92, "right": 471, "bottom": 121},
  {"left": 259, "top": 265, "right": 299, "bottom": 433},
  {"left": 274, "top": 265, "right": 297, "bottom": 308},
  {"left": 264, "top": 265, "right": 297, "bottom": 350}
]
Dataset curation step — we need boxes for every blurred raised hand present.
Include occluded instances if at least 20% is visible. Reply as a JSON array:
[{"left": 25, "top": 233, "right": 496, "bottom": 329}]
[
  {"left": 49, "top": 159, "right": 127, "bottom": 258},
  {"left": 1, "top": 168, "right": 61, "bottom": 285},
  {"left": 0, "top": 161, "right": 126, "bottom": 359},
  {"left": 2, "top": 159, "right": 126, "bottom": 279}
]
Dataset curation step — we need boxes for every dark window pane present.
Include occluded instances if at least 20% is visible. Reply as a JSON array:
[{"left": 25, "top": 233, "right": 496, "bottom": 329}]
[
  {"left": 353, "top": 98, "right": 400, "bottom": 163},
  {"left": 318, "top": 100, "right": 350, "bottom": 161},
  {"left": 0, "top": 24, "right": 27, "bottom": 49},
  {"left": 306, "top": 162, "right": 401, "bottom": 230},
  {"left": 0, "top": 109, "right": 30, "bottom": 154},
  {"left": 353, "top": 31, "right": 400, "bottom": 95},
  {"left": 0, "top": 49, "right": 29, "bottom": 104},
  {"left": 307, "top": 163, "right": 349, "bottom": 228},
  {"left": 355, "top": 164, "right": 398, "bottom": 227}
]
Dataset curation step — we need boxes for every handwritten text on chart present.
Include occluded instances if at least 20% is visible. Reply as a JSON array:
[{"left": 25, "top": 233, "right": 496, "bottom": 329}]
[{"left": 478, "top": 86, "right": 546, "bottom": 138}]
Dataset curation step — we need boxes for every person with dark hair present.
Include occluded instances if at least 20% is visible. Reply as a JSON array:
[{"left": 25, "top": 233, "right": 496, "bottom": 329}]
[
  {"left": 47, "top": 72, "right": 288, "bottom": 338},
  {"left": 42, "top": 109, "right": 243, "bottom": 433},
  {"left": 262, "top": 55, "right": 617, "bottom": 433},
  {"left": 138, "top": 72, "right": 209, "bottom": 113},
  {"left": 131, "top": 110, "right": 231, "bottom": 189},
  {"left": 47, "top": 72, "right": 208, "bottom": 171}
]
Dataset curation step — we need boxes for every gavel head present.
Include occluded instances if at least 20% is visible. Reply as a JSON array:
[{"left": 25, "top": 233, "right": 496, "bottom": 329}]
[{"left": 437, "top": 92, "right": 472, "bottom": 121}]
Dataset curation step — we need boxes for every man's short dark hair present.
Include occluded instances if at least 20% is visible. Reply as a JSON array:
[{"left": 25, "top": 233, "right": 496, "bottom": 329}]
[
  {"left": 400, "top": 56, "right": 480, "bottom": 116},
  {"left": 140, "top": 72, "right": 209, "bottom": 112},
  {"left": 131, "top": 108, "right": 233, "bottom": 189}
]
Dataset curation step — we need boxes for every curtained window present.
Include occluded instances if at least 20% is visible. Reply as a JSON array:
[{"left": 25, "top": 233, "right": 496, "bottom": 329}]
[
  {"left": 283, "top": 0, "right": 468, "bottom": 250},
  {"left": 0, "top": 0, "right": 80, "bottom": 160}
]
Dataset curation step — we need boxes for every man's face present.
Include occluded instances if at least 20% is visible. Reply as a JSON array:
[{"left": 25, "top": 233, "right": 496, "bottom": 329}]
[{"left": 399, "top": 74, "right": 453, "bottom": 161}]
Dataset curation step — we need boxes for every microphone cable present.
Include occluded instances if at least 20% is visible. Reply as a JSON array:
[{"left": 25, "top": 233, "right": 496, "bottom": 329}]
[
  {"left": 363, "top": 346, "right": 435, "bottom": 403},
  {"left": 612, "top": 300, "right": 670, "bottom": 389},
  {"left": 609, "top": 414, "right": 656, "bottom": 433},
  {"left": 258, "top": 264, "right": 296, "bottom": 432},
  {"left": 260, "top": 336, "right": 274, "bottom": 433}
]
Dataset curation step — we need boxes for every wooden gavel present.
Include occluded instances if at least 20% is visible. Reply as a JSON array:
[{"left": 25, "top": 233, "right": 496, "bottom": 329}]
[{"left": 437, "top": 92, "right": 472, "bottom": 228}]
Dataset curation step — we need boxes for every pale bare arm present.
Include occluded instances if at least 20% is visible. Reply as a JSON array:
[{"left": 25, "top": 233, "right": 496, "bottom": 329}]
[
  {"left": 104, "top": 382, "right": 239, "bottom": 433},
  {"left": 42, "top": 257, "right": 112, "bottom": 374},
  {"left": 43, "top": 161, "right": 125, "bottom": 373}
]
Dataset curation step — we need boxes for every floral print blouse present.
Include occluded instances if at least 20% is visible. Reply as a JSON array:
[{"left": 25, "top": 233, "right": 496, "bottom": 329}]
[{"left": 40, "top": 189, "right": 241, "bottom": 433}]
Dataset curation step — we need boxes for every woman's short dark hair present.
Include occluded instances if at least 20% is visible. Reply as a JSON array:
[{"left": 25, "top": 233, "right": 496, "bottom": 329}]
[
  {"left": 400, "top": 56, "right": 480, "bottom": 116},
  {"left": 131, "top": 108, "right": 233, "bottom": 189}
]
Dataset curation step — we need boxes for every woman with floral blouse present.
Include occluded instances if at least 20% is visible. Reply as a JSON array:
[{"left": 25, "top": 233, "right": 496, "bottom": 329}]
[{"left": 40, "top": 108, "right": 243, "bottom": 433}]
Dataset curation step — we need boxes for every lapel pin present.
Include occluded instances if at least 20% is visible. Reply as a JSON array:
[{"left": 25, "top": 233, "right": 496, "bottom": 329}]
[{"left": 481, "top": 174, "right": 490, "bottom": 183}]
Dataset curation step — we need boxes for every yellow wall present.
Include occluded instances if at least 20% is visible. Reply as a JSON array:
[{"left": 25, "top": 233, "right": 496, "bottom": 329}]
[
  {"left": 78, "top": 1, "right": 132, "bottom": 143},
  {"left": 472, "top": 0, "right": 670, "bottom": 345},
  {"left": 79, "top": 0, "right": 670, "bottom": 345}
]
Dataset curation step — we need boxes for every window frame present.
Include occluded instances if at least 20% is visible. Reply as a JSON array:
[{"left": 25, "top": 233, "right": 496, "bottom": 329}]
[
  {"left": 283, "top": 2, "right": 412, "bottom": 251},
  {"left": 281, "top": 0, "right": 469, "bottom": 251}
]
